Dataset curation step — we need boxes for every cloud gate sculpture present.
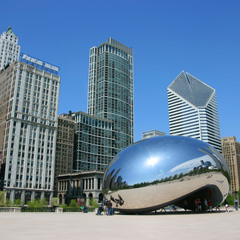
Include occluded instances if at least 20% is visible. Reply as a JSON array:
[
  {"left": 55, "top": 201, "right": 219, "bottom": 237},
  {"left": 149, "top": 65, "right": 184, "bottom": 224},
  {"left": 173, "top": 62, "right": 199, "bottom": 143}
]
[{"left": 103, "top": 136, "right": 230, "bottom": 213}]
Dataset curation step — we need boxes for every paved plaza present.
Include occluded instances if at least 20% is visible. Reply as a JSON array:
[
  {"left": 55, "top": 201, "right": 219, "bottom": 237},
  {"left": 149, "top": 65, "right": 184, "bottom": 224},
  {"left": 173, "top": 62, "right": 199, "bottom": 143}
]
[{"left": 0, "top": 207, "right": 240, "bottom": 240}]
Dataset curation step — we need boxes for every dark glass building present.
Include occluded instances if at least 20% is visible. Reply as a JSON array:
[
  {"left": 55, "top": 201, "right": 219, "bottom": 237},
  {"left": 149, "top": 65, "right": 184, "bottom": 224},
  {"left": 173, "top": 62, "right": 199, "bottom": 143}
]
[
  {"left": 87, "top": 38, "right": 134, "bottom": 155},
  {"left": 73, "top": 111, "right": 114, "bottom": 172}
]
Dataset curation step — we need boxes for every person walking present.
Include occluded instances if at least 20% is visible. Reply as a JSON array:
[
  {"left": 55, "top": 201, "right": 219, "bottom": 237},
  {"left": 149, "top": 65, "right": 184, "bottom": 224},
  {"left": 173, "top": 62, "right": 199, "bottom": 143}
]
[{"left": 224, "top": 200, "right": 229, "bottom": 212}]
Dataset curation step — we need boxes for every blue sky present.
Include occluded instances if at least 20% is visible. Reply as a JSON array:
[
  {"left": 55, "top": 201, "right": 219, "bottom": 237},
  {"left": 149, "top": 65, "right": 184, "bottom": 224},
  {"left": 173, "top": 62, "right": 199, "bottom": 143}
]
[{"left": 1, "top": 0, "right": 239, "bottom": 142}]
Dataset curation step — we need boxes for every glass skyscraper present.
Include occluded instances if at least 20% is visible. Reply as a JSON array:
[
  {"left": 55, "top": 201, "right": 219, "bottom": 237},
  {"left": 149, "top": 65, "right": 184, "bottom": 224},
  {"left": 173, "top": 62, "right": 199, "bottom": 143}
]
[
  {"left": 87, "top": 38, "right": 134, "bottom": 155},
  {"left": 73, "top": 111, "right": 114, "bottom": 172},
  {"left": 168, "top": 71, "right": 222, "bottom": 152}
]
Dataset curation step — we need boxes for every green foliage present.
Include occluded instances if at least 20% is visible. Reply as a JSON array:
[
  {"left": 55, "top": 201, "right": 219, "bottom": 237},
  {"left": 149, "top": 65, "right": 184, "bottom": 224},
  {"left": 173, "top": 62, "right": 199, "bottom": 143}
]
[
  {"left": 40, "top": 198, "right": 48, "bottom": 207},
  {"left": 5, "top": 198, "right": 11, "bottom": 207},
  {"left": 52, "top": 197, "right": 59, "bottom": 206},
  {"left": 27, "top": 199, "right": 42, "bottom": 208},
  {"left": 13, "top": 199, "right": 23, "bottom": 206},
  {"left": 226, "top": 193, "right": 234, "bottom": 205},
  {"left": 60, "top": 203, "right": 67, "bottom": 209},
  {"left": 69, "top": 199, "right": 77, "bottom": 208},
  {"left": 0, "top": 191, "right": 6, "bottom": 206},
  {"left": 27, "top": 198, "right": 48, "bottom": 208},
  {"left": 89, "top": 198, "right": 98, "bottom": 208}
]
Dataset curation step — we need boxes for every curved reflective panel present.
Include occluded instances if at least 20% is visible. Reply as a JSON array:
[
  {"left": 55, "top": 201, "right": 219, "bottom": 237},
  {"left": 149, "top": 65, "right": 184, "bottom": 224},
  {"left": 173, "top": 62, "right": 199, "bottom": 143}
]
[{"left": 103, "top": 136, "right": 230, "bottom": 214}]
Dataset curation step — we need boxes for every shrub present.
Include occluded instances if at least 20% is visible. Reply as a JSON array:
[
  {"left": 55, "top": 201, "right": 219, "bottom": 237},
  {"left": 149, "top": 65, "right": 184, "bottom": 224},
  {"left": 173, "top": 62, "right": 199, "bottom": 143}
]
[
  {"left": 13, "top": 199, "right": 23, "bottom": 206},
  {"left": 89, "top": 198, "right": 98, "bottom": 208},
  {"left": 69, "top": 199, "right": 77, "bottom": 208},
  {"left": 60, "top": 203, "right": 67, "bottom": 209}
]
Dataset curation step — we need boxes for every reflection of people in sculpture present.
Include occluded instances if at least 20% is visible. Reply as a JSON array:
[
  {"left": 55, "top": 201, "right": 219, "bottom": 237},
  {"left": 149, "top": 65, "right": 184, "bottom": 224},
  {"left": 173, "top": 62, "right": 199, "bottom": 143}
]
[
  {"left": 169, "top": 205, "right": 177, "bottom": 211},
  {"left": 110, "top": 194, "right": 124, "bottom": 207},
  {"left": 194, "top": 199, "right": 198, "bottom": 212},
  {"left": 215, "top": 200, "right": 220, "bottom": 212},
  {"left": 183, "top": 200, "right": 188, "bottom": 211},
  {"left": 198, "top": 200, "right": 202, "bottom": 212},
  {"left": 208, "top": 200, "right": 213, "bottom": 212},
  {"left": 203, "top": 199, "right": 208, "bottom": 212}
]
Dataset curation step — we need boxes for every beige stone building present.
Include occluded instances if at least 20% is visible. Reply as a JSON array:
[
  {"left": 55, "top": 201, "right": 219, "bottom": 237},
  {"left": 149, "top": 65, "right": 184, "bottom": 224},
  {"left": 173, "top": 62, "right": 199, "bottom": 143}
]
[
  {"left": 57, "top": 171, "right": 104, "bottom": 206},
  {"left": 0, "top": 56, "right": 60, "bottom": 204},
  {"left": 221, "top": 136, "right": 240, "bottom": 192}
]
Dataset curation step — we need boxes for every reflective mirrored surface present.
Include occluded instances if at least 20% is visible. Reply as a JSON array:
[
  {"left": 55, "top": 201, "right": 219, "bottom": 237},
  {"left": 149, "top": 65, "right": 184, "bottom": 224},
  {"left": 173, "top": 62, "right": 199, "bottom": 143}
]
[{"left": 103, "top": 136, "right": 230, "bottom": 213}]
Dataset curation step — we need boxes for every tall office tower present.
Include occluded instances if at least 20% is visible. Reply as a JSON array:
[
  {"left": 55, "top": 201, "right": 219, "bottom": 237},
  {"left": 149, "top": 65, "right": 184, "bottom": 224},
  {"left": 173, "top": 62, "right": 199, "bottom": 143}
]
[
  {"left": 142, "top": 130, "right": 166, "bottom": 140},
  {"left": 0, "top": 27, "right": 20, "bottom": 70},
  {"left": 222, "top": 137, "right": 240, "bottom": 192},
  {"left": 0, "top": 54, "right": 60, "bottom": 203},
  {"left": 73, "top": 111, "right": 114, "bottom": 172},
  {"left": 87, "top": 38, "right": 134, "bottom": 156},
  {"left": 54, "top": 113, "right": 75, "bottom": 195},
  {"left": 168, "top": 71, "right": 222, "bottom": 152}
]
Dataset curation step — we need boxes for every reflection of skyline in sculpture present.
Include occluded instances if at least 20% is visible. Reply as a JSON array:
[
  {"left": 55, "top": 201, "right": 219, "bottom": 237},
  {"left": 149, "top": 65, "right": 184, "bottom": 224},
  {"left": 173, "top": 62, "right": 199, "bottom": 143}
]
[{"left": 103, "top": 136, "right": 230, "bottom": 214}]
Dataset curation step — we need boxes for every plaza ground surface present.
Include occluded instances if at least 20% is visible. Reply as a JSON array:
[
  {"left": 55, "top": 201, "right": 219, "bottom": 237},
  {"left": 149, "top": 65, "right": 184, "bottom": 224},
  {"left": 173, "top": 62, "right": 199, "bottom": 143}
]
[{"left": 0, "top": 207, "right": 240, "bottom": 240}]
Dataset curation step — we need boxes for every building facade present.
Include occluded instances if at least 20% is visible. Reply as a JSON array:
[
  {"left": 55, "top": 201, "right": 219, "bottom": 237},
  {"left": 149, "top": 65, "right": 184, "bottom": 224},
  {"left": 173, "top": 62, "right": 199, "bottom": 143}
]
[
  {"left": 57, "top": 171, "right": 104, "bottom": 206},
  {"left": 221, "top": 136, "right": 240, "bottom": 192},
  {"left": 73, "top": 111, "right": 114, "bottom": 172},
  {"left": 54, "top": 113, "right": 75, "bottom": 195},
  {"left": 142, "top": 130, "right": 166, "bottom": 139},
  {"left": 168, "top": 71, "right": 222, "bottom": 152},
  {"left": 0, "top": 27, "right": 20, "bottom": 70},
  {"left": 87, "top": 38, "right": 134, "bottom": 156},
  {"left": 0, "top": 54, "right": 60, "bottom": 204}
]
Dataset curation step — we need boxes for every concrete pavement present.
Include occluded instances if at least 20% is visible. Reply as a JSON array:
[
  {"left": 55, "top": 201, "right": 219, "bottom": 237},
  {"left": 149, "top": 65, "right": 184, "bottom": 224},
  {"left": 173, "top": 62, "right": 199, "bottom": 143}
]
[{"left": 0, "top": 207, "right": 240, "bottom": 240}]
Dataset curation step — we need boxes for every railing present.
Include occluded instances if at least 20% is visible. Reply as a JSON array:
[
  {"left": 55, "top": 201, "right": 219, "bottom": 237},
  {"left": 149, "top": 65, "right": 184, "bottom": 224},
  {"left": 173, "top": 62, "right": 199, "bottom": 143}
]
[{"left": 21, "top": 207, "right": 55, "bottom": 212}]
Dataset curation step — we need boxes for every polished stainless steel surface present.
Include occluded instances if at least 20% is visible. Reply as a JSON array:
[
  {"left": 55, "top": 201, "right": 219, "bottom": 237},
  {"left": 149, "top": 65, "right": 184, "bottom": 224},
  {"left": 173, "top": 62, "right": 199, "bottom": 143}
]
[{"left": 103, "top": 136, "right": 230, "bottom": 213}]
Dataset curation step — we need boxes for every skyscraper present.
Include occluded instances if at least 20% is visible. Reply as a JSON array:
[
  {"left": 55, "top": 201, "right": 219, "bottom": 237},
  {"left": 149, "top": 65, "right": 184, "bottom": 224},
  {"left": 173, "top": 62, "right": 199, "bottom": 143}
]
[
  {"left": 222, "top": 136, "right": 240, "bottom": 192},
  {"left": 0, "top": 27, "right": 20, "bottom": 70},
  {"left": 0, "top": 54, "right": 60, "bottom": 203},
  {"left": 87, "top": 38, "right": 134, "bottom": 155},
  {"left": 168, "top": 71, "right": 222, "bottom": 152}
]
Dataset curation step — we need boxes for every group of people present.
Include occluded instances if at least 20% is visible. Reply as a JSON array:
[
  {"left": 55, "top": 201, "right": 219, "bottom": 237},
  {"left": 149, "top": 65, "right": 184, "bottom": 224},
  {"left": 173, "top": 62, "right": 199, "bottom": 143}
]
[
  {"left": 193, "top": 198, "right": 239, "bottom": 213},
  {"left": 96, "top": 198, "right": 113, "bottom": 216},
  {"left": 80, "top": 205, "right": 88, "bottom": 213},
  {"left": 194, "top": 198, "right": 222, "bottom": 212}
]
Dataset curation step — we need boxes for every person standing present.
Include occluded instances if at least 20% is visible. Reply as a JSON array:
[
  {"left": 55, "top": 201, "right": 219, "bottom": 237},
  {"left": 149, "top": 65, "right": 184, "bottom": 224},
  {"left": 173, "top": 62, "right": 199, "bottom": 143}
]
[
  {"left": 107, "top": 200, "right": 112, "bottom": 216},
  {"left": 234, "top": 198, "right": 238, "bottom": 211},
  {"left": 97, "top": 201, "right": 103, "bottom": 215}
]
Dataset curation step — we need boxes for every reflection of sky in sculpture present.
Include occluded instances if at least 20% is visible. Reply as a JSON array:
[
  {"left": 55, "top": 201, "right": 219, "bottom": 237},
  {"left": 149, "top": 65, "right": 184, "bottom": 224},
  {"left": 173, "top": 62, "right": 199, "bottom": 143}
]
[{"left": 105, "top": 136, "right": 228, "bottom": 186}]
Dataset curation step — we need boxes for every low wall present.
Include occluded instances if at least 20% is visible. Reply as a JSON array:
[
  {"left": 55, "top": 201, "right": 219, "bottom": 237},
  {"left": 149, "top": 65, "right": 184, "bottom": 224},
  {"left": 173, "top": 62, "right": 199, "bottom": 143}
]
[{"left": 0, "top": 207, "right": 21, "bottom": 212}]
